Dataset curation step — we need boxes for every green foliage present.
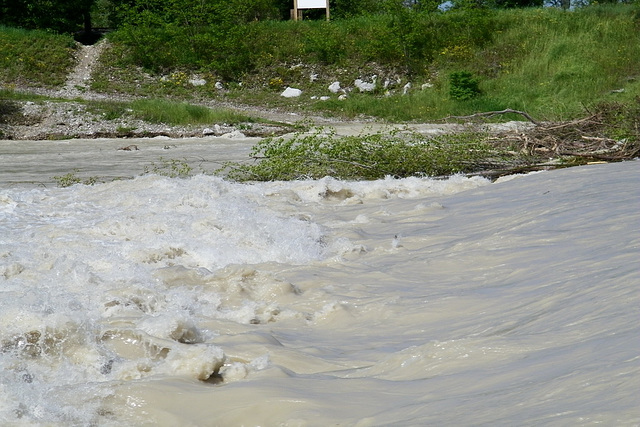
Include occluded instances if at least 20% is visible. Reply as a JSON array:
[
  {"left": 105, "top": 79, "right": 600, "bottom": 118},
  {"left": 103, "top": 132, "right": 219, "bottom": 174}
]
[
  {"left": 107, "top": 3, "right": 499, "bottom": 78},
  {"left": 449, "top": 71, "right": 481, "bottom": 100},
  {"left": 492, "top": 0, "right": 543, "bottom": 8},
  {"left": 53, "top": 170, "right": 101, "bottom": 187},
  {"left": 0, "top": 98, "right": 20, "bottom": 124},
  {"left": 144, "top": 158, "right": 195, "bottom": 178},
  {"left": 218, "top": 128, "right": 492, "bottom": 181},
  {"left": 596, "top": 98, "right": 640, "bottom": 143},
  {"left": 0, "top": 26, "right": 76, "bottom": 87},
  {"left": 109, "top": 0, "right": 281, "bottom": 29},
  {"left": 0, "top": 0, "right": 95, "bottom": 33},
  {"left": 127, "top": 99, "right": 254, "bottom": 125},
  {"left": 3, "top": 3, "right": 639, "bottom": 126},
  {"left": 109, "top": 19, "right": 253, "bottom": 79},
  {"left": 330, "top": 0, "right": 389, "bottom": 18}
]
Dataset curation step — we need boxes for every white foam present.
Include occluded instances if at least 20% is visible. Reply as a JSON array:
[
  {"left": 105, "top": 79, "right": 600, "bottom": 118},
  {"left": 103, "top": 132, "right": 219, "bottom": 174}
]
[{"left": 1, "top": 162, "right": 638, "bottom": 425}]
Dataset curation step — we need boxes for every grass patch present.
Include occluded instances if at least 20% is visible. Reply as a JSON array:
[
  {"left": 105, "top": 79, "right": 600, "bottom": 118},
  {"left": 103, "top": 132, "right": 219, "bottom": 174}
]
[
  {"left": 128, "top": 99, "right": 255, "bottom": 125},
  {"left": 83, "top": 98, "right": 259, "bottom": 126},
  {"left": 0, "top": 88, "right": 54, "bottom": 102},
  {"left": 0, "top": 26, "right": 76, "bottom": 87}
]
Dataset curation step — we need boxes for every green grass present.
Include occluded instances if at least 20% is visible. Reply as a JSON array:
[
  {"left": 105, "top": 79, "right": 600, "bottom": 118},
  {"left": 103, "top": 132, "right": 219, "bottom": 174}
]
[
  {"left": 0, "top": 88, "right": 55, "bottom": 101},
  {"left": 84, "top": 98, "right": 261, "bottom": 126},
  {"left": 2, "top": 4, "right": 639, "bottom": 123},
  {"left": 0, "top": 91, "right": 261, "bottom": 128},
  {"left": 82, "top": 97, "right": 256, "bottom": 125},
  {"left": 127, "top": 99, "right": 256, "bottom": 125},
  {"left": 475, "top": 5, "right": 640, "bottom": 120},
  {"left": 308, "top": 5, "right": 640, "bottom": 122},
  {"left": 0, "top": 26, "right": 76, "bottom": 87}
]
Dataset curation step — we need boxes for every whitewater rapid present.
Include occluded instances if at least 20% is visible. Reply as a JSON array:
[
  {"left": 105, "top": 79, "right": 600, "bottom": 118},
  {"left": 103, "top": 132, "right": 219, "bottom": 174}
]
[{"left": 0, "top": 153, "right": 638, "bottom": 425}]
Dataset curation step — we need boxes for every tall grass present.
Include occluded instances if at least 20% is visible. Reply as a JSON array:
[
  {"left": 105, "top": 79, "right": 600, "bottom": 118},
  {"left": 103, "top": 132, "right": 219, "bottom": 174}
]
[
  {"left": 307, "top": 5, "right": 640, "bottom": 121},
  {"left": 476, "top": 5, "right": 640, "bottom": 119},
  {"left": 127, "top": 99, "right": 255, "bottom": 125}
]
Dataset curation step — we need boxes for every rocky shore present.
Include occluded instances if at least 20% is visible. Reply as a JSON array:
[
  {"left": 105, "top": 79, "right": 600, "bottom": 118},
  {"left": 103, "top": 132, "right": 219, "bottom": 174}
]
[
  {"left": 1, "top": 98, "right": 296, "bottom": 140},
  {"left": 0, "top": 40, "right": 312, "bottom": 140}
]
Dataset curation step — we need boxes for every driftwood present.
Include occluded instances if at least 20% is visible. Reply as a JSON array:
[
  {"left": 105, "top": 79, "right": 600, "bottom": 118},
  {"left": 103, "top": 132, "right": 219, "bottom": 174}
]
[
  {"left": 443, "top": 109, "right": 540, "bottom": 125},
  {"left": 479, "top": 113, "right": 637, "bottom": 177},
  {"left": 440, "top": 105, "right": 639, "bottom": 179}
]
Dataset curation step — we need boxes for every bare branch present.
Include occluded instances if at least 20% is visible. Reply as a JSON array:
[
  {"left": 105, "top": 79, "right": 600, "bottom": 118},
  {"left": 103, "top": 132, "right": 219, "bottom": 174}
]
[{"left": 442, "top": 109, "right": 540, "bottom": 125}]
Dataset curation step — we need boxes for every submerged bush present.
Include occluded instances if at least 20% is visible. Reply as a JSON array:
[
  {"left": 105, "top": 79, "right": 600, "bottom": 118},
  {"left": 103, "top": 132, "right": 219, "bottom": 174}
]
[{"left": 218, "top": 128, "right": 492, "bottom": 181}]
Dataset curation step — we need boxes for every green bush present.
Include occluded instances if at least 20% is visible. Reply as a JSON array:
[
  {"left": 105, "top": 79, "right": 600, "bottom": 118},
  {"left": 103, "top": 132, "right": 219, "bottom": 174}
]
[
  {"left": 449, "top": 71, "right": 481, "bottom": 100},
  {"left": 218, "top": 128, "right": 492, "bottom": 181}
]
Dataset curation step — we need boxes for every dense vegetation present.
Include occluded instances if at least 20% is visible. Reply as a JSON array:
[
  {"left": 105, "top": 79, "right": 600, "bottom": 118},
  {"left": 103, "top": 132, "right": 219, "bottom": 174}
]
[
  {"left": 2, "top": 3, "right": 638, "bottom": 122},
  {"left": 1, "top": 1, "right": 638, "bottom": 181}
]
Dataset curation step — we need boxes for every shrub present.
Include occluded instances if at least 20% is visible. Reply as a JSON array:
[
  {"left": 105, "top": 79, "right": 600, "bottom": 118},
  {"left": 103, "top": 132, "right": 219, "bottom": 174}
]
[
  {"left": 449, "top": 71, "right": 481, "bottom": 100},
  {"left": 217, "top": 127, "right": 492, "bottom": 181},
  {"left": 53, "top": 170, "right": 101, "bottom": 187}
]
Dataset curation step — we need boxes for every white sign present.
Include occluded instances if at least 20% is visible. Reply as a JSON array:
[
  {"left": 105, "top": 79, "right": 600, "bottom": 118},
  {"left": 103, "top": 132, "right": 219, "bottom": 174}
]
[{"left": 298, "top": 0, "right": 327, "bottom": 8}]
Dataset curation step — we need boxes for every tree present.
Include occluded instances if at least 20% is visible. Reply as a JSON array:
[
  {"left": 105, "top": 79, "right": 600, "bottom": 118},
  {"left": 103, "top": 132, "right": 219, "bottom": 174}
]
[
  {"left": 494, "top": 0, "right": 543, "bottom": 7},
  {"left": 0, "top": 0, "right": 97, "bottom": 34}
]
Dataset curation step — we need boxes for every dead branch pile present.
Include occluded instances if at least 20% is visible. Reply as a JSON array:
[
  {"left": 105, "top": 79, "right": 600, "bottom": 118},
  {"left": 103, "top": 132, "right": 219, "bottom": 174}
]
[
  {"left": 446, "top": 101, "right": 639, "bottom": 178},
  {"left": 489, "top": 110, "right": 639, "bottom": 161}
]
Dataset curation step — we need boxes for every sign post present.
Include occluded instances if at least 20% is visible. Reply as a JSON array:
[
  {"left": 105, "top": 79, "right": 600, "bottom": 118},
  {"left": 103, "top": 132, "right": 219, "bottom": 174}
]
[{"left": 292, "top": 0, "right": 330, "bottom": 21}]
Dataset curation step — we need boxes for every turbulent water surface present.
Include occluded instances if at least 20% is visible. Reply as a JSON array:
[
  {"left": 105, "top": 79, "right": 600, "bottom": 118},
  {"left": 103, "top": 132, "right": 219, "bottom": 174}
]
[{"left": 0, "top": 154, "right": 638, "bottom": 425}]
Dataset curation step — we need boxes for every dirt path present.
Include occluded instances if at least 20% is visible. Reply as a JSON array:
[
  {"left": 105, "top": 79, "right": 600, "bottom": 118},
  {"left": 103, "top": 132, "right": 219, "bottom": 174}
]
[{"left": 61, "top": 40, "right": 109, "bottom": 97}]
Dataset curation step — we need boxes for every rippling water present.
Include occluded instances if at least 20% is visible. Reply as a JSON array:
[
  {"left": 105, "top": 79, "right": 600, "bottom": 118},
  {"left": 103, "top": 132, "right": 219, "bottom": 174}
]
[{"left": 1, "top": 160, "right": 638, "bottom": 425}]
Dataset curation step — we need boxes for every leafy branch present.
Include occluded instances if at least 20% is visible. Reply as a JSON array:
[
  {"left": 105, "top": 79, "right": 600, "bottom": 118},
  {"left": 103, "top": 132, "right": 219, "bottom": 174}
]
[{"left": 217, "top": 127, "right": 495, "bottom": 181}]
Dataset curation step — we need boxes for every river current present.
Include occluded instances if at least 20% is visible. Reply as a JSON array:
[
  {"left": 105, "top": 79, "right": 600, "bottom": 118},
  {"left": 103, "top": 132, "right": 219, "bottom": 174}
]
[{"left": 0, "top": 143, "right": 638, "bottom": 425}]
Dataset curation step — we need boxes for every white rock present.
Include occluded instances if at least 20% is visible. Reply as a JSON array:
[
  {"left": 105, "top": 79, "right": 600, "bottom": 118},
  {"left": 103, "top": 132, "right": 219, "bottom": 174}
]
[
  {"left": 203, "top": 124, "right": 223, "bottom": 136},
  {"left": 354, "top": 75, "right": 377, "bottom": 92},
  {"left": 215, "top": 81, "right": 224, "bottom": 90},
  {"left": 421, "top": 83, "right": 434, "bottom": 90},
  {"left": 403, "top": 82, "right": 412, "bottom": 95},
  {"left": 189, "top": 78, "right": 206, "bottom": 86},
  {"left": 338, "top": 94, "right": 348, "bottom": 100},
  {"left": 221, "top": 130, "right": 246, "bottom": 139},
  {"left": 281, "top": 87, "right": 302, "bottom": 98},
  {"left": 320, "top": 96, "right": 330, "bottom": 101},
  {"left": 328, "top": 81, "right": 341, "bottom": 93},
  {"left": 310, "top": 73, "right": 318, "bottom": 82}
]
